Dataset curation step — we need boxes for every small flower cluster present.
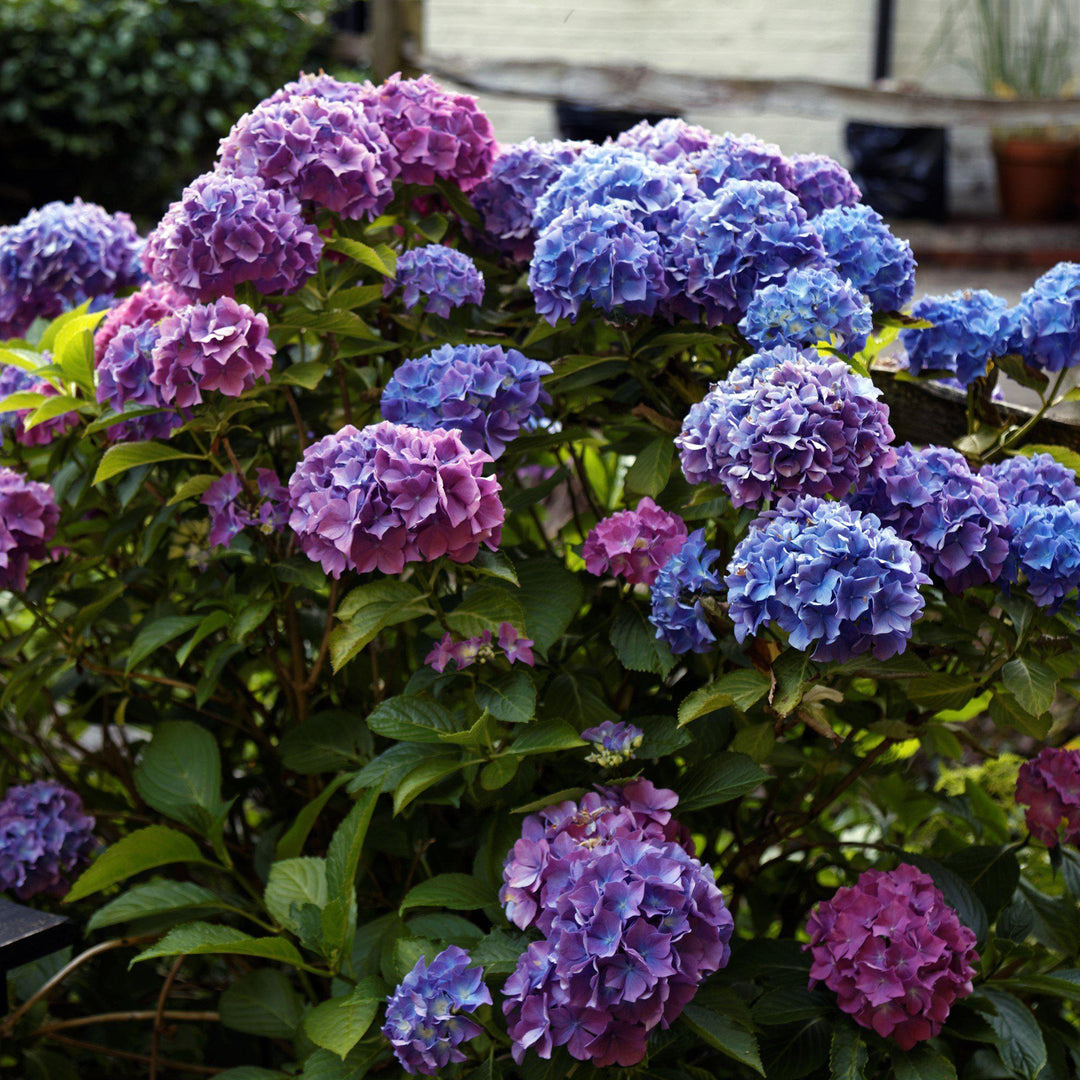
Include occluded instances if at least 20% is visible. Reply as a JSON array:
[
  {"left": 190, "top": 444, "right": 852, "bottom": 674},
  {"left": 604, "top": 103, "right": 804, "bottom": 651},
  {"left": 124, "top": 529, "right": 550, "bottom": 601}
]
[
  {"left": 94, "top": 281, "right": 184, "bottom": 363},
  {"left": 581, "top": 721, "right": 644, "bottom": 768},
  {"left": 386, "top": 245, "right": 485, "bottom": 318},
  {"left": 202, "top": 470, "right": 289, "bottom": 550},
  {"left": 582, "top": 497, "right": 688, "bottom": 587},
  {"left": 0, "top": 361, "right": 79, "bottom": 447},
  {"left": 426, "top": 622, "right": 535, "bottom": 672},
  {"left": 806, "top": 864, "right": 979, "bottom": 1050},
  {"left": 615, "top": 117, "right": 717, "bottom": 164},
  {"left": 984, "top": 452, "right": 1080, "bottom": 507},
  {"left": 96, "top": 323, "right": 182, "bottom": 442},
  {"left": 1013, "top": 261, "right": 1080, "bottom": 371},
  {"left": 383, "top": 946, "right": 492, "bottom": 1076},
  {"left": 1015, "top": 746, "right": 1080, "bottom": 847},
  {"left": 688, "top": 133, "right": 794, "bottom": 195},
  {"left": 287, "top": 421, "right": 504, "bottom": 577},
  {"left": 0, "top": 467, "right": 59, "bottom": 591},
  {"left": 786, "top": 153, "right": 862, "bottom": 217},
  {"left": 0, "top": 781, "right": 95, "bottom": 900},
  {"left": 648, "top": 529, "right": 724, "bottom": 655}
]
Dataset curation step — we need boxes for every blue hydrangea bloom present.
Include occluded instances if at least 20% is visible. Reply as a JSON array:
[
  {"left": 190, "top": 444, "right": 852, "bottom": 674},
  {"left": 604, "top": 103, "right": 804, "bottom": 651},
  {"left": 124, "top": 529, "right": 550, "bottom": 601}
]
[
  {"left": 852, "top": 444, "right": 1011, "bottom": 594},
  {"left": 982, "top": 452, "right": 1080, "bottom": 508},
  {"left": 615, "top": 117, "right": 718, "bottom": 164},
  {"left": 1001, "top": 500, "right": 1080, "bottom": 610},
  {"left": 581, "top": 720, "right": 644, "bottom": 767},
  {"left": 96, "top": 322, "right": 182, "bottom": 443},
  {"left": 786, "top": 153, "right": 862, "bottom": 217},
  {"left": 1014, "top": 262, "right": 1080, "bottom": 371},
  {"left": 812, "top": 204, "right": 916, "bottom": 313},
  {"left": 739, "top": 266, "right": 873, "bottom": 353},
  {"left": 649, "top": 529, "right": 723, "bottom": 654},
  {"left": 529, "top": 201, "right": 667, "bottom": 324},
  {"left": 902, "top": 290, "right": 1013, "bottom": 387},
  {"left": 382, "top": 946, "right": 491, "bottom": 1075},
  {"left": 388, "top": 245, "right": 484, "bottom": 319},
  {"left": 726, "top": 496, "right": 929, "bottom": 662},
  {"left": 381, "top": 343, "right": 552, "bottom": 458},
  {"left": 688, "top": 133, "right": 794, "bottom": 197},
  {"left": 664, "top": 180, "right": 825, "bottom": 327}
]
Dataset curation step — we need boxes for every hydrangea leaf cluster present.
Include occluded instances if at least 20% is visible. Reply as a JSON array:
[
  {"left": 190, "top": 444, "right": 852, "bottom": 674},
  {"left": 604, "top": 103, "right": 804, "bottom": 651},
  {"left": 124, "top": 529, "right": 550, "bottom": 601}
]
[
  {"left": 287, "top": 421, "right": 504, "bottom": 577},
  {"left": 648, "top": 529, "right": 724, "bottom": 655},
  {"left": 382, "top": 946, "right": 492, "bottom": 1076},
  {"left": 688, "top": 133, "right": 794, "bottom": 196},
  {"left": 1016, "top": 746, "right": 1080, "bottom": 847},
  {"left": 614, "top": 117, "right": 718, "bottom": 164},
  {"left": 426, "top": 622, "right": 535, "bottom": 672},
  {"left": 1013, "top": 261, "right": 1080, "bottom": 371},
  {"left": 0, "top": 781, "right": 96, "bottom": 900},
  {"left": 381, "top": 343, "right": 551, "bottom": 459},
  {"left": 786, "top": 153, "right": 863, "bottom": 217},
  {"left": 0, "top": 360, "right": 79, "bottom": 447},
  {"left": 93, "top": 281, "right": 185, "bottom": 363},
  {"left": 726, "top": 496, "right": 929, "bottom": 662},
  {"left": 806, "top": 864, "right": 978, "bottom": 1049},
  {"left": 581, "top": 721, "right": 644, "bottom": 768},
  {"left": 0, "top": 467, "right": 60, "bottom": 591},
  {"left": 385, "top": 245, "right": 485, "bottom": 319},
  {"left": 96, "top": 322, "right": 182, "bottom": 442},
  {"left": 582, "top": 496, "right": 688, "bottom": 587}
]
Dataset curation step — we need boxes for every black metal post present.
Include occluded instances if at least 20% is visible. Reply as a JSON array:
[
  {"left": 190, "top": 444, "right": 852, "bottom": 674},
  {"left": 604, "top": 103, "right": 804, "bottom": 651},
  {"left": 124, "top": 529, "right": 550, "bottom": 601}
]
[{"left": 874, "top": 0, "right": 896, "bottom": 80}]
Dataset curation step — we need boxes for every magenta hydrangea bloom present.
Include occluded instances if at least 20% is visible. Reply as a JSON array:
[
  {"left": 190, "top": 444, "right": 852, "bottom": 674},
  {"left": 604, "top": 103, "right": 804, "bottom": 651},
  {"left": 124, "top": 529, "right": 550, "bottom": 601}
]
[
  {"left": 151, "top": 298, "right": 275, "bottom": 408},
  {"left": 144, "top": 172, "right": 323, "bottom": 301},
  {"left": 0, "top": 467, "right": 60, "bottom": 591},
  {"left": 96, "top": 323, "right": 182, "bottom": 443},
  {"left": 806, "top": 864, "right": 978, "bottom": 1050},
  {"left": 786, "top": 153, "right": 862, "bottom": 217},
  {"left": 582, "top": 497, "right": 688, "bottom": 587},
  {"left": 0, "top": 781, "right": 96, "bottom": 900},
  {"left": 217, "top": 93, "right": 399, "bottom": 220},
  {"left": 1016, "top": 746, "right": 1080, "bottom": 847},
  {"left": 615, "top": 117, "right": 718, "bottom": 164},
  {"left": 426, "top": 621, "right": 534, "bottom": 673},
  {"left": 688, "top": 133, "right": 794, "bottom": 196},
  {"left": 385, "top": 245, "right": 485, "bottom": 319},
  {"left": 287, "top": 421, "right": 504, "bottom": 577},
  {"left": 0, "top": 360, "right": 79, "bottom": 447},
  {"left": 93, "top": 281, "right": 185, "bottom": 363},
  {"left": 581, "top": 721, "right": 644, "bottom": 768}
]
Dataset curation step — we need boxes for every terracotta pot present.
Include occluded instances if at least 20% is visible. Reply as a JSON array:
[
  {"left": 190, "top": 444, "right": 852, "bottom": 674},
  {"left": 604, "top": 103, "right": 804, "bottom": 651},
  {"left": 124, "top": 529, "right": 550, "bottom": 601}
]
[{"left": 993, "top": 137, "right": 1078, "bottom": 222}]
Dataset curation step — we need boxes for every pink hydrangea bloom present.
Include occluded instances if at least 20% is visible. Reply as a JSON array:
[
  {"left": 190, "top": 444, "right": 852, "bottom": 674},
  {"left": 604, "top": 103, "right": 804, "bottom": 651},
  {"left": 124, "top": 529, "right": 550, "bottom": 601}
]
[
  {"left": 582, "top": 497, "right": 688, "bottom": 587},
  {"left": 0, "top": 467, "right": 60, "bottom": 591},
  {"left": 426, "top": 622, "right": 534, "bottom": 672},
  {"left": 1016, "top": 746, "right": 1080, "bottom": 847},
  {"left": 93, "top": 281, "right": 186, "bottom": 363}
]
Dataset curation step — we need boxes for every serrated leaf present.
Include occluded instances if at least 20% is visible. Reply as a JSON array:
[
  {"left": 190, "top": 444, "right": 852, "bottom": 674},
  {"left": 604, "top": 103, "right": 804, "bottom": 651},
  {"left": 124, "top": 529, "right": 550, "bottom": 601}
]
[
  {"left": 510, "top": 719, "right": 585, "bottom": 756},
  {"left": 679, "top": 669, "right": 771, "bottom": 726},
  {"left": 771, "top": 650, "right": 811, "bottom": 717},
  {"left": 24, "top": 394, "right": 84, "bottom": 430},
  {"left": 393, "top": 758, "right": 464, "bottom": 815},
  {"left": 989, "top": 688, "right": 1052, "bottom": 738},
  {"left": 87, "top": 879, "right": 229, "bottom": 932},
  {"left": 476, "top": 670, "right": 537, "bottom": 724},
  {"left": 327, "top": 237, "right": 396, "bottom": 277},
  {"left": 220, "top": 969, "right": 305, "bottom": 1038},
  {"left": 495, "top": 559, "right": 582, "bottom": 654},
  {"left": 611, "top": 603, "right": 675, "bottom": 677},
  {"left": 400, "top": 873, "right": 491, "bottom": 914},
  {"left": 277, "top": 775, "right": 349, "bottom": 860},
  {"left": 126, "top": 614, "right": 203, "bottom": 671},
  {"left": 167, "top": 473, "right": 219, "bottom": 506},
  {"left": 891, "top": 1045, "right": 957, "bottom": 1080},
  {"left": 282, "top": 361, "right": 330, "bottom": 389},
  {"left": 472, "top": 549, "right": 518, "bottom": 585},
  {"left": 446, "top": 584, "right": 526, "bottom": 638},
  {"left": 829, "top": 1023, "right": 868, "bottom": 1080},
  {"left": 969, "top": 988, "right": 1046, "bottom": 1080},
  {"left": 53, "top": 310, "right": 102, "bottom": 390},
  {"left": 132, "top": 922, "right": 306, "bottom": 968},
  {"left": 1001, "top": 656, "right": 1057, "bottom": 717},
  {"left": 265, "top": 858, "right": 327, "bottom": 934},
  {"left": 331, "top": 581, "right": 431, "bottom": 671},
  {"left": 281, "top": 712, "right": 370, "bottom": 775},
  {"left": 93, "top": 441, "right": 199, "bottom": 484},
  {"left": 304, "top": 979, "right": 382, "bottom": 1059},
  {"left": 681, "top": 1004, "right": 764, "bottom": 1075},
  {"left": 366, "top": 695, "right": 457, "bottom": 743},
  {"left": 625, "top": 436, "right": 674, "bottom": 497},
  {"left": 679, "top": 753, "right": 768, "bottom": 812},
  {"left": 470, "top": 929, "right": 532, "bottom": 975},
  {"left": 481, "top": 756, "right": 519, "bottom": 790}
]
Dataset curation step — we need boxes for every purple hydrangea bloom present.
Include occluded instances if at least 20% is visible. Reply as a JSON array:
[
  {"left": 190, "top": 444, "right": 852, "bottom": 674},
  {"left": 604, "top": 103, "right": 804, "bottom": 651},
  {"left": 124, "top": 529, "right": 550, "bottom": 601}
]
[
  {"left": 287, "top": 421, "right": 504, "bottom": 577},
  {"left": 902, "top": 290, "right": 1013, "bottom": 387},
  {"left": 426, "top": 621, "right": 534, "bottom": 672},
  {"left": 470, "top": 139, "right": 588, "bottom": 261},
  {"left": 255, "top": 468, "right": 290, "bottom": 533},
  {"left": 383, "top": 946, "right": 492, "bottom": 1076},
  {"left": 664, "top": 180, "right": 825, "bottom": 327},
  {"left": 726, "top": 496, "right": 928, "bottom": 662},
  {"left": 648, "top": 529, "right": 723, "bottom": 655},
  {"left": 1013, "top": 261, "right": 1080, "bottom": 371},
  {"left": 144, "top": 172, "right": 323, "bottom": 302},
  {"left": 1000, "top": 500, "right": 1080, "bottom": 610},
  {"left": 812, "top": 204, "right": 916, "bottom": 313},
  {"left": 852, "top": 444, "right": 1011, "bottom": 594},
  {"left": 688, "top": 133, "right": 794, "bottom": 196},
  {"left": 676, "top": 345, "right": 895, "bottom": 506},
  {"left": 94, "top": 281, "right": 185, "bottom": 363},
  {"left": 0, "top": 781, "right": 95, "bottom": 900},
  {"left": 806, "top": 864, "right": 978, "bottom": 1050},
  {"left": 386, "top": 246, "right": 485, "bottom": 319},
  {"left": 529, "top": 202, "right": 667, "bottom": 325},
  {"left": 786, "top": 153, "right": 862, "bottom": 217},
  {"left": 263, "top": 71, "right": 373, "bottom": 108},
  {"left": 0, "top": 199, "right": 145, "bottom": 338},
  {"left": 0, "top": 360, "right": 79, "bottom": 447},
  {"left": 581, "top": 721, "right": 644, "bottom": 768},
  {"left": 96, "top": 323, "right": 182, "bottom": 443},
  {"left": 0, "top": 468, "right": 60, "bottom": 591},
  {"left": 582, "top": 496, "right": 688, "bottom": 587},
  {"left": 381, "top": 343, "right": 551, "bottom": 459},
  {"left": 739, "top": 266, "right": 873, "bottom": 353},
  {"left": 1016, "top": 746, "right": 1080, "bottom": 847},
  {"left": 615, "top": 117, "right": 718, "bottom": 164},
  {"left": 151, "top": 298, "right": 275, "bottom": 408},
  {"left": 982, "top": 452, "right": 1080, "bottom": 508},
  {"left": 202, "top": 473, "right": 250, "bottom": 549}
]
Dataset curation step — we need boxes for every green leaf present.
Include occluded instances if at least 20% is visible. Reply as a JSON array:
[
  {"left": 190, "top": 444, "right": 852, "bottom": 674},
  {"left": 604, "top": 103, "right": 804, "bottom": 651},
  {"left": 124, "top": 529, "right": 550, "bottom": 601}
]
[
  {"left": 510, "top": 719, "right": 585, "bottom": 756},
  {"left": 366, "top": 695, "right": 457, "bottom": 743},
  {"left": 281, "top": 712, "right": 370, "bottom": 774},
  {"left": 611, "top": 603, "right": 675, "bottom": 677},
  {"left": 176, "top": 610, "right": 231, "bottom": 667},
  {"left": 265, "top": 857, "right": 328, "bottom": 934},
  {"left": 731, "top": 721, "right": 776, "bottom": 763},
  {"left": 496, "top": 559, "right": 583, "bottom": 654},
  {"left": 970, "top": 988, "right": 1047, "bottom": 1080},
  {"left": 472, "top": 549, "right": 519, "bottom": 585},
  {"left": 93, "top": 441, "right": 200, "bottom": 484},
  {"left": 299, "top": 1045, "right": 386, "bottom": 1080},
  {"left": 470, "top": 929, "right": 533, "bottom": 975},
  {"left": 446, "top": 584, "right": 527, "bottom": 638},
  {"left": 393, "top": 758, "right": 464, "bottom": 815},
  {"left": 277, "top": 775, "right": 349, "bottom": 860},
  {"left": 679, "top": 669, "right": 771, "bottom": 726},
  {"left": 0, "top": 346, "right": 45, "bottom": 373},
  {"left": 476, "top": 670, "right": 537, "bottom": 724},
  {"left": 220, "top": 969, "right": 305, "bottom": 1038},
  {"left": 282, "top": 361, "right": 330, "bottom": 389},
  {"left": 679, "top": 753, "right": 768, "bottom": 812},
  {"left": 1019, "top": 443, "right": 1080, "bottom": 475},
  {"left": 52, "top": 310, "right": 102, "bottom": 390},
  {"left": 625, "top": 436, "right": 674, "bottom": 497},
  {"left": 24, "top": 394, "right": 84, "bottom": 430},
  {"left": 86, "top": 879, "right": 229, "bottom": 932},
  {"left": 132, "top": 923, "right": 306, "bottom": 968},
  {"left": 752, "top": 986, "right": 826, "bottom": 1025},
  {"left": 998, "top": 973, "right": 1080, "bottom": 1006},
  {"left": 906, "top": 674, "right": 982, "bottom": 712},
  {"left": 829, "top": 1023, "right": 868, "bottom": 1080},
  {"left": 350, "top": 743, "right": 450, "bottom": 793},
  {"left": 126, "top": 614, "right": 203, "bottom": 671},
  {"left": 230, "top": 597, "right": 275, "bottom": 642},
  {"left": 304, "top": 979, "right": 382, "bottom": 1059},
  {"left": 277, "top": 306, "right": 379, "bottom": 341},
  {"left": 989, "top": 688, "right": 1052, "bottom": 739},
  {"left": 1001, "top": 657, "right": 1057, "bottom": 717},
  {"left": 681, "top": 1004, "right": 764, "bottom": 1075},
  {"left": 400, "top": 873, "right": 491, "bottom": 914},
  {"left": 322, "top": 787, "right": 382, "bottom": 966},
  {"left": 66, "top": 826, "right": 207, "bottom": 902},
  {"left": 167, "top": 473, "right": 219, "bottom": 506},
  {"left": 943, "top": 845, "right": 1020, "bottom": 921},
  {"left": 891, "top": 1045, "right": 957, "bottom": 1080},
  {"left": 327, "top": 237, "right": 396, "bottom": 277},
  {"left": 331, "top": 581, "right": 431, "bottom": 671},
  {"left": 771, "top": 650, "right": 811, "bottom": 717},
  {"left": 481, "top": 756, "right": 519, "bottom": 790}
]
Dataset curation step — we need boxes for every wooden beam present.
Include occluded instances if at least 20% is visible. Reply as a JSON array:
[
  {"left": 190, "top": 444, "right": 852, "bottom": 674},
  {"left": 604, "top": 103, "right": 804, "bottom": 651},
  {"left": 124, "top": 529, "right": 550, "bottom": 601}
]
[{"left": 372, "top": 0, "right": 405, "bottom": 83}]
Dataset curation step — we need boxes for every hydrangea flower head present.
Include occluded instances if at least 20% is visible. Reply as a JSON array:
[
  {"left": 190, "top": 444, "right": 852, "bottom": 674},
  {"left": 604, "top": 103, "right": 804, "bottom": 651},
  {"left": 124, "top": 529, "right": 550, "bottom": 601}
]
[
  {"left": 0, "top": 361, "right": 79, "bottom": 447},
  {"left": 903, "top": 290, "right": 1013, "bottom": 387},
  {"left": 1000, "top": 500, "right": 1080, "bottom": 609},
  {"left": 1016, "top": 746, "right": 1080, "bottom": 847},
  {"left": 806, "top": 864, "right": 978, "bottom": 1049},
  {"left": 0, "top": 781, "right": 95, "bottom": 900},
  {"left": 426, "top": 622, "right": 534, "bottom": 672},
  {"left": 852, "top": 444, "right": 1011, "bottom": 593},
  {"left": 1014, "top": 261, "right": 1080, "bottom": 371},
  {"left": 382, "top": 343, "right": 550, "bottom": 459},
  {"left": 202, "top": 473, "right": 250, "bottom": 550},
  {"left": 288, "top": 421, "right": 504, "bottom": 577},
  {"left": 582, "top": 497, "right": 688, "bottom": 587},
  {"left": 726, "top": 496, "right": 928, "bottom": 662},
  {"left": 648, "top": 529, "right": 723, "bottom": 655},
  {"left": 96, "top": 323, "right": 182, "bottom": 442},
  {"left": 144, "top": 172, "right": 322, "bottom": 301},
  {"left": 786, "top": 153, "right": 862, "bottom": 217},
  {"left": 151, "top": 298, "right": 275, "bottom": 408},
  {"left": 386, "top": 246, "right": 485, "bottom": 319},
  {"left": 581, "top": 721, "right": 644, "bottom": 768},
  {"left": 0, "top": 468, "right": 59, "bottom": 591},
  {"left": 676, "top": 345, "right": 895, "bottom": 506},
  {"left": 383, "top": 946, "right": 491, "bottom": 1076},
  {"left": 982, "top": 453, "right": 1080, "bottom": 508},
  {"left": 0, "top": 199, "right": 144, "bottom": 337},
  {"left": 688, "top": 133, "right": 794, "bottom": 196},
  {"left": 264, "top": 71, "right": 374, "bottom": 108},
  {"left": 615, "top": 117, "right": 718, "bottom": 164},
  {"left": 812, "top": 204, "right": 916, "bottom": 313},
  {"left": 664, "top": 180, "right": 825, "bottom": 326},
  {"left": 529, "top": 202, "right": 667, "bottom": 325},
  {"left": 739, "top": 266, "right": 873, "bottom": 353},
  {"left": 94, "top": 281, "right": 185, "bottom": 363}
]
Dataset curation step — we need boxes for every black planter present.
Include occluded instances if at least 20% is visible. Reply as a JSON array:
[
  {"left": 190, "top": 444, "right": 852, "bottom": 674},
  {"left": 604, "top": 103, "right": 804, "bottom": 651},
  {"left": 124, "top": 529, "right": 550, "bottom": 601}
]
[
  {"left": 845, "top": 121, "right": 949, "bottom": 221},
  {"left": 556, "top": 102, "right": 674, "bottom": 143}
]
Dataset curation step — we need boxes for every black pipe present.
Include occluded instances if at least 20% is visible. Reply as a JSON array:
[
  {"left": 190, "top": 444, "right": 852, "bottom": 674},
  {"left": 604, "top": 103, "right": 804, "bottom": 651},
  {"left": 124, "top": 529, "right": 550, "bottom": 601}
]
[{"left": 873, "top": 0, "right": 895, "bottom": 80}]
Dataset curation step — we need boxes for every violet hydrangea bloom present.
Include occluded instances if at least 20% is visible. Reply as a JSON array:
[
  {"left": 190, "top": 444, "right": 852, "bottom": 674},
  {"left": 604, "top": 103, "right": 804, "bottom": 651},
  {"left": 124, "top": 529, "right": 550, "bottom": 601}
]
[
  {"left": 426, "top": 622, "right": 535, "bottom": 673},
  {"left": 852, "top": 444, "right": 1011, "bottom": 594},
  {"left": 0, "top": 199, "right": 145, "bottom": 338},
  {"left": 582, "top": 496, "right": 688, "bottom": 587},
  {"left": 739, "top": 266, "right": 873, "bottom": 353},
  {"left": 0, "top": 360, "right": 79, "bottom": 447},
  {"left": 1016, "top": 746, "right": 1080, "bottom": 847},
  {"left": 664, "top": 180, "right": 825, "bottom": 327},
  {"left": 144, "top": 172, "right": 323, "bottom": 301},
  {"left": 806, "top": 864, "right": 978, "bottom": 1050},
  {"left": 648, "top": 529, "right": 723, "bottom": 655},
  {"left": 93, "top": 281, "right": 185, "bottom": 363},
  {"left": 202, "top": 473, "right": 250, "bottom": 550},
  {"left": 982, "top": 452, "right": 1080, "bottom": 508},
  {"left": 151, "top": 298, "right": 275, "bottom": 407},
  {"left": 382, "top": 946, "right": 491, "bottom": 1076},
  {"left": 381, "top": 343, "right": 551, "bottom": 459},
  {"left": 676, "top": 345, "right": 895, "bottom": 506},
  {"left": 786, "top": 153, "right": 862, "bottom": 217},
  {"left": 255, "top": 469, "right": 290, "bottom": 533},
  {"left": 615, "top": 117, "right": 718, "bottom": 164},
  {"left": 96, "top": 323, "right": 182, "bottom": 442},
  {"left": 529, "top": 202, "right": 667, "bottom": 325},
  {"left": 688, "top": 133, "right": 794, "bottom": 196},
  {"left": 726, "top": 496, "right": 928, "bottom": 662},
  {"left": 386, "top": 246, "right": 485, "bottom": 319},
  {"left": 1013, "top": 261, "right": 1080, "bottom": 371},
  {"left": 288, "top": 421, "right": 504, "bottom": 577},
  {"left": 812, "top": 203, "right": 916, "bottom": 313},
  {"left": 0, "top": 468, "right": 60, "bottom": 591},
  {"left": 581, "top": 721, "right": 644, "bottom": 768},
  {"left": 0, "top": 781, "right": 95, "bottom": 900}
]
